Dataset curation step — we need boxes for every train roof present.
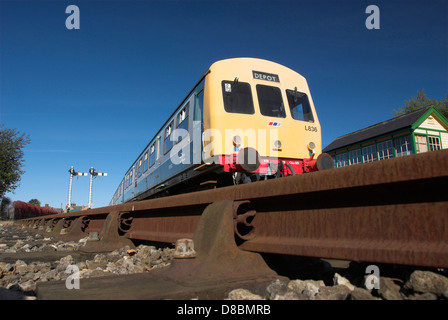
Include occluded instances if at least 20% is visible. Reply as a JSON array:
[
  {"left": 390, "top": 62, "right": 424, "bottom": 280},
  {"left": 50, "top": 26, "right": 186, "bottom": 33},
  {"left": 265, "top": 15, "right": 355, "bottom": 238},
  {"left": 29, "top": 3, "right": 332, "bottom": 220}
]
[{"left": 208, "top": 57, "right": 307, "bottom": 81}]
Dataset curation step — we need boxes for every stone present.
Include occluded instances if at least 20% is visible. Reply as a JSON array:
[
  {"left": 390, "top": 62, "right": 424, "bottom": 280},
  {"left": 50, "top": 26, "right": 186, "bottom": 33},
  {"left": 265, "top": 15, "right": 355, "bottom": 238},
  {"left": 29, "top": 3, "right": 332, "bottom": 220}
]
[
  {"left": 162, "top": 248, "right": 174, "bottom": 262},
  {"left": 117, "top": 245, "right": 132, "bottom": 256},
  {"left": 266, "top": 279, "right": 289, "bottom": 299},
  {"left": 94, "top": 253, "right": 108, "bottom": 263},
  {"left": 18, "top": 280, "right": 36, "bottom": 293},
  {"left": 59, "top": 255, "right": 75, "bottom": 265},
  {"left": 14, "top": 260, "right": 28, "bottom": 276},
  {"left": 135, "top": 245, "right": 155, "bottom": 259},
  {"left": 150, "top": 249, "right": 161, "bottom": 261},
  {"left": 1, "top": 274, "right": 20, "bottom": 285},
  {"left": 0, "top": 262, "right": 13, "bottom": 274},
  {"left": 227, "top": 289, "right": 264, "bottom": 300},
  {"left": 378, "top": 277, "right": 403, "bottom": 300},
  {"left": 40, "top": 244, "right": 57, "bottom": 252},
  {"left": 404, "top": 270, "right": 448, "bottom": 296},
  {"left": 350, "top": 287, "right": 380, "bottom": 300},
  {"left": 35, "top": 262, "right": 51, "bottom": 274},
  {"left": 173, "top": 238, "right": 196, "bottom": 258},
  {"left": 303, "top": 282, "right": 321, "bottom": 300},
  {"left": 78, "top": 236, "right": 89, "bottom": 246},
  {"left": 315, "top": 285, "right": 351, "bottom": 300},
  {"left": 86, "top": 260, "right": 107, "bottom": 270},
  {"left": 87, "top": 232, "right": 99, "bottom": 241},
  {"left": 409, "top": 292, "right": 438, "bottom": 300},
  {"left": 287, "top": 279, "right": 325, "bottom": 295},
  {"left": 333, "top": 273, "right": 355, "bottom": 291}
]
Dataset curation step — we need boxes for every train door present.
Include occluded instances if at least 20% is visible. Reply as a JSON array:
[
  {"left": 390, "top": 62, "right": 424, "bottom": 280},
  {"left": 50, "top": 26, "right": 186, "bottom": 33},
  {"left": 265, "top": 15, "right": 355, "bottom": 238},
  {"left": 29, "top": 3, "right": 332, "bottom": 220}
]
[
  {"left": 193, "top": 83, "right": 204, "bottom": 164},
  {"left": 179, "top": 95, "right": 195, "bottom": 165},
  {"left": 134, "top": 164, "right": 137, "bottom": 188}
]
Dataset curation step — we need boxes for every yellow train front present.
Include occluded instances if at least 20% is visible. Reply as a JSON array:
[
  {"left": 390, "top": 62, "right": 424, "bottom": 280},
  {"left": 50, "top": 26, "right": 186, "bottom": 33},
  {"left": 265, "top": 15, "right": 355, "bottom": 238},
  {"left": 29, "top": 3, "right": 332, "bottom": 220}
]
[
  {"left": 203, "top": 58, "right": 333, "bottom": 183},
  {"left": 110, "top": 58, "right": 333, "bottom": 205}
]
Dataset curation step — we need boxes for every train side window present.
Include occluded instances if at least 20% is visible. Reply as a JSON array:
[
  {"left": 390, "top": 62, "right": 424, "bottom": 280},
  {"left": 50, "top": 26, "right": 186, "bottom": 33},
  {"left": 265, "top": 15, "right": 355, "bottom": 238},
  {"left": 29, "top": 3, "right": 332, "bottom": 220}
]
[
  {"left": 164, "top": 121, "right": 174, "bottom": 154},
  {"left": 138, "top": 158, "right": 143, "bottom": 177},
  {"left": 222, "top": 81, "right": 255, "bottom": 114},
  {"left": 149, "top": 144, "right": 155, "bottom": 167},
  {"left": 176, "top": 102, "right": 189, "bottom": 139},
  {"left": 286, "top": 89, "right": 314, "bottom": 122},
  {"left": 256, "top": 85, "right": 286, "bottom": 118},
  {"left": 143, "top": 151, "right": 148, "bottom": 172}
]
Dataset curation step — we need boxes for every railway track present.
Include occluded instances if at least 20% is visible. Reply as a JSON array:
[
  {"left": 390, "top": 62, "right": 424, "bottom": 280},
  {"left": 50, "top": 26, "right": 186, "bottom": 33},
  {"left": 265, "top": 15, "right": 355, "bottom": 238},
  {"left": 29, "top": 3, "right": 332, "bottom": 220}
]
[{"left": 13, "top": 149, "right": 448, "bottom": 299}]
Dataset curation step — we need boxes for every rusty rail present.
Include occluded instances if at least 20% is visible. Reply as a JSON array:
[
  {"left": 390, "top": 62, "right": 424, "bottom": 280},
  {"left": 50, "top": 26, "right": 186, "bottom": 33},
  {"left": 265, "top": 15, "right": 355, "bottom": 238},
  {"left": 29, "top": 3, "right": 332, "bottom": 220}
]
[{"left": 18, "top": 149, "right": 448, "bottom": 268}]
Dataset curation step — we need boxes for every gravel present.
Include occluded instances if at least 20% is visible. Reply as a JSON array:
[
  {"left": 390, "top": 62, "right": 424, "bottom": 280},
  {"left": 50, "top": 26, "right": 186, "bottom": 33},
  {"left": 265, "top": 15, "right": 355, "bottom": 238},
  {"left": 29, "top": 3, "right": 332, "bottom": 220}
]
[{"left": 1, "top": 221, "right": 447, "bottom": 300}]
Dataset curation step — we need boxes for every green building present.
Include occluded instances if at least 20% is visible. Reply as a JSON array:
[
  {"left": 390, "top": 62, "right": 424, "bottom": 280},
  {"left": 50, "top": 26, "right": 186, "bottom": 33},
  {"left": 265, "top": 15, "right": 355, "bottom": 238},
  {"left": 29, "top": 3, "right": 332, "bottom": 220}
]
[{"left": 323, "top": 107, "right": 448, "bottom": 168}]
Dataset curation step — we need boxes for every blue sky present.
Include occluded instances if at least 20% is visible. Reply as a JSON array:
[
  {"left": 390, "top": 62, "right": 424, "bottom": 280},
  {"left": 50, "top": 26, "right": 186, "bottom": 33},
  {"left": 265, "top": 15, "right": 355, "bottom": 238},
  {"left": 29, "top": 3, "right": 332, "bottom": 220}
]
[{"left": 1, "top": 0, "right": 447, "bottom": 209}]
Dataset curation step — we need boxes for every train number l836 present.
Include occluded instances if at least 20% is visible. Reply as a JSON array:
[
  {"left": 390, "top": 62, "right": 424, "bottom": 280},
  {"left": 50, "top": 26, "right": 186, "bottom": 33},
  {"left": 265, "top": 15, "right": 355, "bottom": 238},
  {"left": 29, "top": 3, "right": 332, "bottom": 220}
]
[{"left": 305, "top": 125, "right": 318, "bottom": 132}]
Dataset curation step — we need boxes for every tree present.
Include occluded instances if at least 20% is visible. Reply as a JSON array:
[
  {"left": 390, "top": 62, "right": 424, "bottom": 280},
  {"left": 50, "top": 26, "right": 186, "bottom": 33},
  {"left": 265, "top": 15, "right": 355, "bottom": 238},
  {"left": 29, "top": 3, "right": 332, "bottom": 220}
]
[
  {"left": 0, "top": 125, "right": 31, "bottom": 199},
  {"left": 394, "top": 89, "right": 448, "bottom": 118},
  {"left": 28, "top": 198, "right": 41, "bottom": 207},
  {"left": 0, "top": 197, "right": 11, "bottom": 220}
]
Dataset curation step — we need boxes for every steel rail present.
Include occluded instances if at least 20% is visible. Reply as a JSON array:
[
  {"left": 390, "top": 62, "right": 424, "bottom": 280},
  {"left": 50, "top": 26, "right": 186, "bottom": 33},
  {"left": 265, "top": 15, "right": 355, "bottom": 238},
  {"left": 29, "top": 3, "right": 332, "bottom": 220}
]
[{"left": 19, "top": 149, "right": 448, "bottom": 268}]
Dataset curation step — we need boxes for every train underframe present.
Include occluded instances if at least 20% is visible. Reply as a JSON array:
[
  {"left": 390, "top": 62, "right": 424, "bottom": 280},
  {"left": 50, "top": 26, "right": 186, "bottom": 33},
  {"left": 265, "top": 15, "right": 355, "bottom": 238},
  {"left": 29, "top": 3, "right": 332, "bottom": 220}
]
[
  {"left": 220, "top": 152, "right": 320, "bottom": 185},
  {"left": 132, "top": 148, "right": 334, "bottom": 201}
]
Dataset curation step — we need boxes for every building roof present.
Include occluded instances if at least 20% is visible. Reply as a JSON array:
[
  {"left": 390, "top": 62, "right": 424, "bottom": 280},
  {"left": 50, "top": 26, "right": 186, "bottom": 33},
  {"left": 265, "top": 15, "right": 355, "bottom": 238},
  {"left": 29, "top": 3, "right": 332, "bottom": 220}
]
[{"left": 323, "top": 107, "right": 434, "bottom": 153}]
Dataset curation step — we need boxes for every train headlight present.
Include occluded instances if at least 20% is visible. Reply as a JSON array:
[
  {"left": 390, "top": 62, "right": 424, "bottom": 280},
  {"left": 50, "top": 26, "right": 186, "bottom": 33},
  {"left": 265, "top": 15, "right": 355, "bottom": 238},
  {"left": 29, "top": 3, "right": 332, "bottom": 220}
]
[
  {"left": 307, "top": 142, "right": 316, "bottom": 151},
  {"left": 233, "top": 135, "right": 242, "bottom": 147},
  {"left": 273, "top": 140, "right": 282, "bottom": 149}
]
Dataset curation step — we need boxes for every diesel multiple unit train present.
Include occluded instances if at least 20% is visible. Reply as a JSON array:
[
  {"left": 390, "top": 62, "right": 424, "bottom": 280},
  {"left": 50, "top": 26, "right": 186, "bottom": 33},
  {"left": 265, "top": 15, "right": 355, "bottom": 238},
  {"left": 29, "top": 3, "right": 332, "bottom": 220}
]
[{"left": 110, "top": 58, "right": 333, "bottom": 205}]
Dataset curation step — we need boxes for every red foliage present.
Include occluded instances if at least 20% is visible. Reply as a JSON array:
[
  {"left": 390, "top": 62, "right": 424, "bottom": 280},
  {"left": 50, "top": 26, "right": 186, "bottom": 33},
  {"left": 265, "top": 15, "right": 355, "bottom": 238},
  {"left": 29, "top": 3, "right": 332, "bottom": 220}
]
[{"left": 12, "top": 201, "right": 60, "bottom": 220}]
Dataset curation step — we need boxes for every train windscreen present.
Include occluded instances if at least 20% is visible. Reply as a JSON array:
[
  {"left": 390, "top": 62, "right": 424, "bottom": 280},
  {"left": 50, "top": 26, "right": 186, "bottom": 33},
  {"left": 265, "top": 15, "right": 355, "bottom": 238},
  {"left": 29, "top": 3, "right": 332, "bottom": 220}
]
[
  {"left": 256, "top": 85, "right": 286, "bottom": 118},
  {"left": 222, "top": 81, "right": 255, "bottom": 114},
  {"left": 286, "top": 89, "right": 314, "bottom": 122}
]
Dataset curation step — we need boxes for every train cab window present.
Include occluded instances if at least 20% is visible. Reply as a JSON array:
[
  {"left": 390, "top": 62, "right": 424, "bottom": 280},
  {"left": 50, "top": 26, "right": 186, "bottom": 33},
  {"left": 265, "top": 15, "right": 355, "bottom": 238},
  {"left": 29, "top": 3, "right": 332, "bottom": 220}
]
[
  {"left": 164, "top": 121, "right": 174, "bottom": 154},
  {"left": 286, "top": 89, "right": 314, "bottom": 122},
  {"left": 149, "top": 144, "right": 156, "bottom": 167},
  {"left": 176, "top": 103, "right": 189, "bottom": 138},
  {"left": 222, "top": 81, "right": 255, "bottom": 114},
  {"left": 256, "top": 85, "right": 286, "bottom": 118}
]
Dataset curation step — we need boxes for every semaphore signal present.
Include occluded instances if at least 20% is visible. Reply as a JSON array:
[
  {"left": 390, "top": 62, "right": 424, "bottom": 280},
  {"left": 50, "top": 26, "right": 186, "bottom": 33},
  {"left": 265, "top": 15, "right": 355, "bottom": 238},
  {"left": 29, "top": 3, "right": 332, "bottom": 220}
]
[
  {"left": 66, "top": 166, "right": 88, "bottom": 213},
  {"left": 88, "top": 167, "right": 107, "bottom": 209}
]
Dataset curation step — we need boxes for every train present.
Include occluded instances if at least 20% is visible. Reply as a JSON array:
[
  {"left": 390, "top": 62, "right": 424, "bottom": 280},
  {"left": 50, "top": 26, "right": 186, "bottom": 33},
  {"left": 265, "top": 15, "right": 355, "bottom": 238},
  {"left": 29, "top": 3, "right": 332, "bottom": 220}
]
[
  {"left": 110, "top": 58, "right": 333, "bottom": 205},
  {"left": 8, "top": 201, "right": 60, "bottom": 220}
]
